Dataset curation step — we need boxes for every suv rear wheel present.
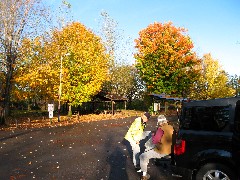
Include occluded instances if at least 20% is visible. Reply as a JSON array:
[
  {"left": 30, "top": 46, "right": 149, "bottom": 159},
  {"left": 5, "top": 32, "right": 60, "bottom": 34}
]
[{"left": 196, "top": 163, "right": 236, "bottom": 180}]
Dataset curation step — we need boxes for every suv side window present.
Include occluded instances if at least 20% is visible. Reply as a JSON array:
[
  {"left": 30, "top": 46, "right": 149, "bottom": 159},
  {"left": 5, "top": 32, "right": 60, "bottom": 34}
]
[
  {"left": 180, "top": 107, "right": 192, "bottom": 129},
  {"left": 234, "top": 101, "right": 240, "bottom": 133},
  {"left": 213, "top": 106, "right": 231, "bottom": 131},
  {"left": 181, "top": 105, "right": 230, "bottom": 131}
]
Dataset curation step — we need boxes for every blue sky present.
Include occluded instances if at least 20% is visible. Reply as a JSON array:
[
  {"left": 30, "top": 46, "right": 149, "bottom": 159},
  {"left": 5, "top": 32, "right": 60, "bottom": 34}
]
[{"left": 48, "top": 0, "right": 240, "bottom": 76}]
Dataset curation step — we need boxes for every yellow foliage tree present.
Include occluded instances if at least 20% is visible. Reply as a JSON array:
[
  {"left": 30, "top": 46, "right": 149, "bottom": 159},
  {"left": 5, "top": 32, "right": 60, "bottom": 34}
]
[
  {"left": 46, "top": 22, "right": 109, "bottom": 106},
  {"left": 14, "top": 22, "right": 109, "bottom": 108},
  {"left": 13, "top": 37, "right": 58, "bottom": 105},
  {"left": 189, "top": 53, "right": 235, "bottom": 100}
]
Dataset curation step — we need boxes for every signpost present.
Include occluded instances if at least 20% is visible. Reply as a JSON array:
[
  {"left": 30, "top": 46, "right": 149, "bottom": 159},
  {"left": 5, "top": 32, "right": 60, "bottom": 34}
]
[{"left": 48, "top": 104, "right": 54, "bottom": 123}]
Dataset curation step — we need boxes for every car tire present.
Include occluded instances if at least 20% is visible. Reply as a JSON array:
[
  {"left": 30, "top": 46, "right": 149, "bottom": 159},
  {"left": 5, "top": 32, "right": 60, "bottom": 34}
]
[{"left": 195, "top": 163, "right": 236, "bottom": 180}]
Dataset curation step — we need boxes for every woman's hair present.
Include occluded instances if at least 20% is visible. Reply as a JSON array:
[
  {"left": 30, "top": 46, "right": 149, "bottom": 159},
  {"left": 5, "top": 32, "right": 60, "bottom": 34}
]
[{"left": 157, "top": 115, "right": 167, "bottom": 125}]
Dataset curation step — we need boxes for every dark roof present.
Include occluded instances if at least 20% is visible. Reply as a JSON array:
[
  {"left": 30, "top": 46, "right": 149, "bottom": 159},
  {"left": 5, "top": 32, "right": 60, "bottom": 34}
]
[
  {"left": 105, "top": 94, "right": 128, "bottom": 101},
  {"left": 93, "top": 93, "right": 128, "bottom": 102},
  {"left": 150, "top": 93, "right": 186, "bottom": 101}
]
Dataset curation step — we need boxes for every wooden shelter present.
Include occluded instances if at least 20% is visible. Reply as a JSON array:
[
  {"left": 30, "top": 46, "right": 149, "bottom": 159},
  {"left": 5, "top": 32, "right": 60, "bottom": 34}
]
[
  {"left": 92, "top": 93, "right": 128, "bottom": 115},
  {"left": 102, "top": 94, "right": 128, "bottom": 115}
]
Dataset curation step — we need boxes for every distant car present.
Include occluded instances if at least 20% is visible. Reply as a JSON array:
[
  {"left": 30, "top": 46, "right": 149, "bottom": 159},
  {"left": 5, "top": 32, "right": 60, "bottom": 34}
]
[{"left": 171, "top": 97, "right": 240, "bottom": 180}]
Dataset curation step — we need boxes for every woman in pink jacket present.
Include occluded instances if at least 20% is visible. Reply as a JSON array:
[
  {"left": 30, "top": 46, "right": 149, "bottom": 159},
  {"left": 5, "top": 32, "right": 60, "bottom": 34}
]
[{"left": 138, "top": 115, "right": 174, "bottom": 180}]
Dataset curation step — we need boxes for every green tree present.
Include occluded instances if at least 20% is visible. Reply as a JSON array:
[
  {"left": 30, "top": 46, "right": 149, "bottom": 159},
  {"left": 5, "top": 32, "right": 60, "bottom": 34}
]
[
  {"left": 110, "top": 64, "right": 145, "bottom": 97},
  {"left": 125, "top": 66, "right": 146, "bottom": 108},
  {"left": 189, "top": 53, "right": 235, "bottom": 100},
  {"left": 229, "top": 74, "right": 240, "bottom": 96},
  {"left": 98, "top": 11, "right": 141, "bottom": 99},
  {"left": 134, "top": 22, "right": 200, "bottom": 97}
]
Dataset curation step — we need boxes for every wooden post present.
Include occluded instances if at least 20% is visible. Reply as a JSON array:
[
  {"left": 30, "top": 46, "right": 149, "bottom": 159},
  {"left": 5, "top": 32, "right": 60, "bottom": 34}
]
[
  {"left": 77, "top": 111, "right": 80, "bottom": 122},
  {"left": 112, "top": 101, "right": 114, "bottom": 115},
  {"left": 165, "top": 101, "right": 168, "bottom": 114}
]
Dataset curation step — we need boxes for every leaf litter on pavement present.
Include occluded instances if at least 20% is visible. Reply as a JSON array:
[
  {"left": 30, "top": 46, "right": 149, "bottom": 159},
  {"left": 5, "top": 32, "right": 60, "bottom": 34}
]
[{"left": 1, "top": 110, "right": 150, "bottom": 179}]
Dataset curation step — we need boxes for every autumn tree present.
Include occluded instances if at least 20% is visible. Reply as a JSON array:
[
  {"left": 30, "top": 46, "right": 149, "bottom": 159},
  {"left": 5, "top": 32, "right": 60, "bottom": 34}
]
[
  {"left": 189, "top": 53, "right": 235, "bottom": 100},
  {"left": 13, "top": 37, "right": 58, "bottom": 107},
  {"left": 14, "top": 22, "right": 109, "bottom": 117},
  {"left": 47, "top": 22, "right": 109, "bottom": 107},
  {"left": 135, "top": 22, "right": 200, "bottom": 97},
  {"left": 13, "top": 1, "right": 72, "bottom": 109},
  {"left": 0, "top": 0, "right": 50, "bottom": 124}
]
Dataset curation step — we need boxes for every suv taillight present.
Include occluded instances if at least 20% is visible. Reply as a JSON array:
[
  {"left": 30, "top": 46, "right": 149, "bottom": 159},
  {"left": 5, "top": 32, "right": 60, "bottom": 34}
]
[{"left": 174, "top": 139, "right": 186, "bottom": 155}]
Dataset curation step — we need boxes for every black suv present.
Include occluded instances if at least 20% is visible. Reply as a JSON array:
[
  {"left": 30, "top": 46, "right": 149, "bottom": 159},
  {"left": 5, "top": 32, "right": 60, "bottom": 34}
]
[{"left": 171, "top": 97, "right": 240, "bottom": 180}]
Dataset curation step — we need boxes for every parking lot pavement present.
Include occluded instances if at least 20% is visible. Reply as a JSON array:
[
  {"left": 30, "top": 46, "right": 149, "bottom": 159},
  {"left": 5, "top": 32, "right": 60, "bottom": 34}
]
[{"left": 0, "top": 116, "right": 181, "bottom": 179}]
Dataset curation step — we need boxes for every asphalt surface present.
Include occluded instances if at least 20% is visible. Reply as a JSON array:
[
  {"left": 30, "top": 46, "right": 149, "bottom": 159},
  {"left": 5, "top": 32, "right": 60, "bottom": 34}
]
[{"left": 0, "top": 116, "right": 181, "bottom": 180}]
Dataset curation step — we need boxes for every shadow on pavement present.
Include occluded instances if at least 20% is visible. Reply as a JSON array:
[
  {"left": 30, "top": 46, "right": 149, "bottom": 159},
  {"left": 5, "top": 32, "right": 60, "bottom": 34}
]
[
  {"left": 107, "top": 146, "right": 129, "bottom": 180},
  {"left": 0, "top": 129, "right": 40, "bottom": 142}
]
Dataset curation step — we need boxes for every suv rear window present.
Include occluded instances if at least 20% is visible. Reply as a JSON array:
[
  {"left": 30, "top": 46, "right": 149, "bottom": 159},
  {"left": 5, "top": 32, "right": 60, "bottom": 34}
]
[{"left": 180, "top": 105, "right": 230, "bottom": 131}]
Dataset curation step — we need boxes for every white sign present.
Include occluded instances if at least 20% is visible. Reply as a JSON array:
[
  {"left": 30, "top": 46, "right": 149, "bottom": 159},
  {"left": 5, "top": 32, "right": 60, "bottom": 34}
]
[
  {"left": 48, "top": 104, "right": 54, "bottom": 112},
  {"left": 49, "top": 111, "right": 53, "bottom": 118},
  {"left": 154, "top": 103, "right": 161, "bottom": 112},
  {"left": 48, "top": 104, "right": 54, "bottom": 119}
]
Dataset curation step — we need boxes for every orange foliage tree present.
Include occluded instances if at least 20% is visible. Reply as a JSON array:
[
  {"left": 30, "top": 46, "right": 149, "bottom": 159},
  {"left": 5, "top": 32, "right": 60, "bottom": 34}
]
[{"left": 134, "top": 22, "right": 200, "bottom": 97}]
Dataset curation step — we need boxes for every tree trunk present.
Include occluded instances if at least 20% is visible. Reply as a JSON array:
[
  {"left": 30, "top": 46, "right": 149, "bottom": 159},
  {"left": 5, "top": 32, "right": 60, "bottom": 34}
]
[{"left": 1, "top": 54, "right": 15, "bottom": 125}]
